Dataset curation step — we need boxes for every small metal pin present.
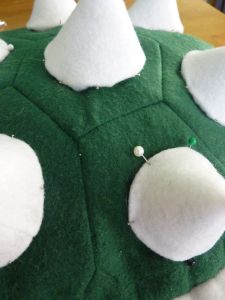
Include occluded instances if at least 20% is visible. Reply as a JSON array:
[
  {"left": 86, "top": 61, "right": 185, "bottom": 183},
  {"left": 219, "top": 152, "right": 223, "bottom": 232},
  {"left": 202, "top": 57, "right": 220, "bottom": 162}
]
[
  {"left": 188, "top": 137, "right": 197, "bottom": 149},
  {"left": 133, "top": 146, "right": 150, "bottom": 165}
]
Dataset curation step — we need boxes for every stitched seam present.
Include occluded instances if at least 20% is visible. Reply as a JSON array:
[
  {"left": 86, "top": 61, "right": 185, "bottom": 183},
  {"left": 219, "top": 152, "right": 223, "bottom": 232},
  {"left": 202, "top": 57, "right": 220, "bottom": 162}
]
[
  {"left": 138, "top": 32, "right": 164, "bottom": 102},
  {"left": 11, "top": 86, "right": 96, "bottom": 294},
  {"left": 164, "top": 101, "right": 225, "bottom": 170},
  {"left": 78, "top": 100, "right": 163, "bottom": 140}
]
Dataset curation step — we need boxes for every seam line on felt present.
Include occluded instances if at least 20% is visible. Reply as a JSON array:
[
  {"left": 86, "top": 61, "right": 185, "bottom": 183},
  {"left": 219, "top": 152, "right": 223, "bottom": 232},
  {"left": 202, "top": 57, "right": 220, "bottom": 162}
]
[
  {"left": 78, "top": 100, "right": 163, "bottom": 141},
  {"left": 138, "top": 32, "right": 163, "bottom": 101},
  {"left": 12, "top": 86, "right": 97, "bottom": 292},
  {"left": 12, "top": 56, "right": 26, "bottom": 86},
  {"left": 164, "top": 101, "right": 225, "bottom": 172}
]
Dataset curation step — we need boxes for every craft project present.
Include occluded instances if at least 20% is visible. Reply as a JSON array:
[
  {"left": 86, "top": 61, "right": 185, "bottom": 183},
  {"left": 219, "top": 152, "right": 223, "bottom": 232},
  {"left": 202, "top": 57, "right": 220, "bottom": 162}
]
[
  {"left": 129, "top": 0, "right": 184, "bottom": 33},
  {"left": 182, "top": 47, "right": 225, "bottom": 126},
  {"left": 1, "top": 0, "right": 225, "bottom": 299},
  {"left": 26, "top": 0, "right": 76, "bottom": 31},
  {"left": 0, "top": 39, "right": 14, "bottom": 62},
  {"left": 44, "top": 0, "right": 146, "bottom": 91}
]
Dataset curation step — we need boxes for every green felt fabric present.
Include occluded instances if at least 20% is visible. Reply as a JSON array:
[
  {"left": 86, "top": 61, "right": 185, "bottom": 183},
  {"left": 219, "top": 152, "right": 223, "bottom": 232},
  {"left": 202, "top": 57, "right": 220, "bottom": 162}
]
[{"left": 0, "top": 26, "right": 224, "bottom": 300}]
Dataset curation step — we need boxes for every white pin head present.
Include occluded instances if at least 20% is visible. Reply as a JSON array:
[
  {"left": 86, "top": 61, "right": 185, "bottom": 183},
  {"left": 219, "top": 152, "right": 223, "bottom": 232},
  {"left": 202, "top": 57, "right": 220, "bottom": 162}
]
[
  {"left": 134, "top": 146, "right": 150, "bottom": 165},
  {"left": 134, "top": 146, "right": 145, "bottom": 157}
]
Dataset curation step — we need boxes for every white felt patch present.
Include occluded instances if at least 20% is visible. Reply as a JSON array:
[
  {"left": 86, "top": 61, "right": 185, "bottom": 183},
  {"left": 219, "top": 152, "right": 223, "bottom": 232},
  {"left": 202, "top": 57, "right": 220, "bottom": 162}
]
[
  {"left": 129, "top": 0, "right": 184, "bottom": 33},
  {"left": 175, "top": 266, "right": 225, "bottom": 300},
  {"left": 0, "top": 135, "right": 44, "bottom": 268},
  {"left": 182, "top": 47, "right": 225, "bottom": 127},
  {"left": 0, "top": 39, "right": 14, "bottom": 63},
  {"left": 44, "top": 0, "right": 146, "bottom": 91},
  {"left": 26, "top": 0, "right": 76, "bottom": 31},
  {"left": 129, "top": 147, "right": 225, "bottom": 262}
]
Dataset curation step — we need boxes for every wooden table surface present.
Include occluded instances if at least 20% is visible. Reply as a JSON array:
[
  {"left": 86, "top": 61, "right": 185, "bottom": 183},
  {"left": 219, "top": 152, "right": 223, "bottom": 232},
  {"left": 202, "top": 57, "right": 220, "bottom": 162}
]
[{"left": 1, "top": 0, "right": 225, "bottom": 46}]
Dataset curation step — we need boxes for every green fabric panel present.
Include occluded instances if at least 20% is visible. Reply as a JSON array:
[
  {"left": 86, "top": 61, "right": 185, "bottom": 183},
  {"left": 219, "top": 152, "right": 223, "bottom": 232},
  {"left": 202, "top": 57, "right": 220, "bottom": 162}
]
[
  {"left": 13, "top": 32, "right": 162, "bottom": 139},
  {"left": 79, "top": 102, "right": 225, "bottom": 300},
  {"left": 0, "top": 27, "right": 225, "bottom": 299},
  {"left": 0, "top": 87, "right": 95, "bottom": 299}
]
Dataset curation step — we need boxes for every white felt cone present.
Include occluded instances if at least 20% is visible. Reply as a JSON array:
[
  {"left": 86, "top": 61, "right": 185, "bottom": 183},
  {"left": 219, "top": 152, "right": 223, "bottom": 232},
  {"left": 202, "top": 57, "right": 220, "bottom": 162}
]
[
  {"left": 0, "top": 39, "right": 14, "bottom": 63},
  {"left": 182, "top": 47, "right": 225, "bottom": 127},
  {"left": 26, "top": 0, "right": 76, "bottom": 31},
  {"left": 175, "top": 266, "right": 225, "bottom": 299},
  {"left": 0, "top": 135, "right": 44, "bottom": 268},
  {"left": 44, "top": 0, "right": 146, "bottom": 91},
  {"left": 129, "top": 0, "right": 184, "bottom": 33},
  {"left": 129, "top": 147, "right": 225, "bottom": 262}
]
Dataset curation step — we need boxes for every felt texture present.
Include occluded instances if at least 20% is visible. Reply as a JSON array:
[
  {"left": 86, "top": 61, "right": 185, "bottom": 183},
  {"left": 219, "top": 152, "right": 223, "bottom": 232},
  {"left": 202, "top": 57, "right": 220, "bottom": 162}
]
[
  {"left": 44, "top": 0, "right": 146, "bottom": 91},
  {"left": 175, "top": 265, "right": 225, "bottom": 299},
  {"left": 129, "top": 0, "right": 184, "bottom": 33},
  {"left": 182, "top": 47, "right": 225, "bottom": 127},
  {"left": 0, "top": 134, "right": 44, "bottom": 268},
  {"left": 26, "top": 0, "right": 76, "bottom": 31},
  {"left": 0, "top": 26, "right": 225, "bottom": 299},
  {"left": 0, "top": 39, "right": 14, "bottom": 62},
  {"left": 129, "top": 147, "right": 225, "bottom": 262}
]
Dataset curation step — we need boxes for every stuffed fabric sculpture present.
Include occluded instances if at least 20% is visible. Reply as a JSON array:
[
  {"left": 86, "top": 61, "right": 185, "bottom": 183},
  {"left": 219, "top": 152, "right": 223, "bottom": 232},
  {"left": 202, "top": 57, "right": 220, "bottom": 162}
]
[{"left": 1, "top": 0, "right": 225, "bottom": 299}]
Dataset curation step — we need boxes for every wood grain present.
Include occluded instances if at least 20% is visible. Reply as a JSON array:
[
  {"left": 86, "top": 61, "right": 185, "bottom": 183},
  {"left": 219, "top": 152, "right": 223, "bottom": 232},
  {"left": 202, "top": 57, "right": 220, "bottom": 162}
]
[{"left": 0, "top": 0, "right": 225, "bottom": 46}]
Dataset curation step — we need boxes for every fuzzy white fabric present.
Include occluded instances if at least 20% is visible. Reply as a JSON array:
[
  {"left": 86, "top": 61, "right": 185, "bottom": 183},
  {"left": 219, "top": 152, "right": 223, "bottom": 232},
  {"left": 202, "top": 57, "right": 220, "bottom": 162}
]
[
  {"left": 129, "top": 0, "right": 184, "bottom": 33},
  {"left": 0, "top": 39, "right": 14, "bottom": 63},
  {"left": 44, "top": 0, "right": 146, "bottom": 91},
  {"left": 26, "top": 0, "right": 76, "bottom": 31},
  {"left": 182, "top": 47, "right": 225, "bottom": 127},
  {"left": 175, "top": 266, "right": 225, "bottom": 300},
  {"left": 129, "top": 147, "right": 225, "bottom": 262},
  {"left": 0, "top": 135, "right": 44, "bottom": 268}
]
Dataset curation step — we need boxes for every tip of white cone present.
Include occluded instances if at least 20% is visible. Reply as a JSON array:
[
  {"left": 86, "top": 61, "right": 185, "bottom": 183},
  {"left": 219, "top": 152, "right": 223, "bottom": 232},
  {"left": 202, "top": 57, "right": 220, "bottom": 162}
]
[
  {"left": 44, "top": 0, "right": 146, "bottom": 91},
  {"left": 26, "top": 0, "right": 76, "bottom": 31},
  {"left": 7, "top": 44, "right": 14, "bottom": 51},
  {"left": 129, "top": 0, "right": 184, "bottom": 33}
]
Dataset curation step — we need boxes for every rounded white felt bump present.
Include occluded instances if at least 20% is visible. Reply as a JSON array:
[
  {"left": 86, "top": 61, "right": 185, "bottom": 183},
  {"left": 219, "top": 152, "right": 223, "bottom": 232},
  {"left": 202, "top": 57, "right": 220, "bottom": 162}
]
[
  {"left": 0, "top": 135, "right": 44, "bottom": 268},
  {"left": 0, "top": 39, "right": 13, "bottom": 63},
  {"left": 175, "top": 266, "right": 225, "bottom": 300},
  {"left": 44, "top": 0, "right": 146, "bottom": 91},
  {"left": 26, "top": 0, "right": 76, "bottom": 31},
  {"left": 129, "top": 0, "right": 184, "bottom": 33},
  {"left": 182, "top": 47, "right": 225, "bottom": 127},
  {"left": 129, "top": 147, "right": 225, "bottom": 261}
]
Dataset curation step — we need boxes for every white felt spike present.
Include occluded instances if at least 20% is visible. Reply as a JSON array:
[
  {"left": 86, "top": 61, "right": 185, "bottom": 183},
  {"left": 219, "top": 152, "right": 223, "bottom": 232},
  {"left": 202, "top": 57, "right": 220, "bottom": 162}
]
[
  {"left": 129, "top": 147, "right": 225, "bottom": 262},
  {"left": 26, "top": 0, "right": 76, "bottom": 31},
  {"left": 0, "top": 39, "right": 14, "bottom": 63},
  {"left": 0, "top": 135, "right": 44, "bottom": 268},
  {"left": 44, "top": 0, "right": 146, "bottom": 91},
  {"left": 129, "top": 0, "right": 184, "bottom": 33},
  {"left": 182, "top": 47, "right": 225, "bottom": 127},
  {"left": 175, "top": 266, "right": 225, "bottom": 300}
]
